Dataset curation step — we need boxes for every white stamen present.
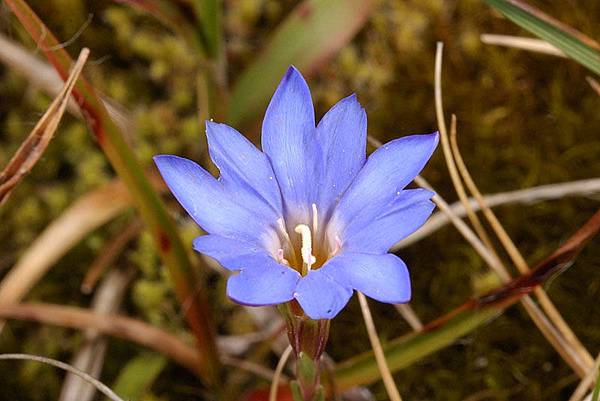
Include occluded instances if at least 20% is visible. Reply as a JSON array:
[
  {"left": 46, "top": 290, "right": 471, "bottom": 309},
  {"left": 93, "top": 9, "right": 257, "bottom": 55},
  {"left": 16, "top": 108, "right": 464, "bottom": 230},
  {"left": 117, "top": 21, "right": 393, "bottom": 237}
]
[
  {"left": 311, "top": 203, "right": 318, "bottom": 234},
  {"left": 294, "top": 224, "right": 316, "bottom": 275}
]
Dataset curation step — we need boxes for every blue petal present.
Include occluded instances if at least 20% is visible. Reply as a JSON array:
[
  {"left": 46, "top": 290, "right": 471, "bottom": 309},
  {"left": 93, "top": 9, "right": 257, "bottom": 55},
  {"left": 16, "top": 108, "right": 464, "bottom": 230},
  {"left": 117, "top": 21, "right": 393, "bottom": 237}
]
[
  {"left": 154, "top": 155, "right": 274, "bottom": 243},
  {"left": 323, "top": 252, "right": 411, "bottom": 304},
  {"left": 227, "top": 259, "right": 300, "bottom": 306},
  {"left": 293, "top": 269, "right": 353, "bottom": 319},
  {"left": 193, "top": 235, "right": 277, "bottom": 271},
  {"left": 316, "top": 94, "right": 367, "bottom": 219},
  {"left": 261, "top": 66, "right": 320, "bottom": 225},
  {"left": 205, "top": 121, "right": 282, "bottom": 217},
  {"left": 342, "top": 189, "right": 435, "bottom": 253},
  {"left": 330, "top": 133, "right": 438, "bottom": 235}
]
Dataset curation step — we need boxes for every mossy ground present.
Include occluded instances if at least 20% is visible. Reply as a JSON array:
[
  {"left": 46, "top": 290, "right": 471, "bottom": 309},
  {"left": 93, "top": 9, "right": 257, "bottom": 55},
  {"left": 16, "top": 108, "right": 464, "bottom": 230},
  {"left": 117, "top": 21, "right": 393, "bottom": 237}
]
[{"left": 0, "top": 0, "right": 599, "bottom": 400}]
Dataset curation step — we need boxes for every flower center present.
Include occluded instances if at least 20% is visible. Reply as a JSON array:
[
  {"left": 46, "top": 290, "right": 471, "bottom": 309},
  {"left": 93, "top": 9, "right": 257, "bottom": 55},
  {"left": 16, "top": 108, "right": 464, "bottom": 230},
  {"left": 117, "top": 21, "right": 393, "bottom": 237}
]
[{"left": 274, "top": 203, "right": 338, "bottom": 276}]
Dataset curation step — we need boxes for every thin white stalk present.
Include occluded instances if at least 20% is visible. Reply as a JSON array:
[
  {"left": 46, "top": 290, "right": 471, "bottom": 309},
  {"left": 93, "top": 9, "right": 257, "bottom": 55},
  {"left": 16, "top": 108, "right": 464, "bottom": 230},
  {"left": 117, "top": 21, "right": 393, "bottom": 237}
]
[
  {"left": 358, "top": 292, "right": 403, "bottom": 401},
  {"left": 393, "top": 178, "right": 600, "bottom": 250},
  {"left": 480, "top": 34, "right": 566, "bottom": 57},
  {"left": 393, "top": 304, "right": 423, "bottom": 331},
  {"left": 569, "top": 353, "right": 600, "bottom": 401},
  {"left": 0, "top": 354, "right": 124, "bottom": 401},
  {"left": 269, "top": 345, "right": 293, "bottom": 401}
]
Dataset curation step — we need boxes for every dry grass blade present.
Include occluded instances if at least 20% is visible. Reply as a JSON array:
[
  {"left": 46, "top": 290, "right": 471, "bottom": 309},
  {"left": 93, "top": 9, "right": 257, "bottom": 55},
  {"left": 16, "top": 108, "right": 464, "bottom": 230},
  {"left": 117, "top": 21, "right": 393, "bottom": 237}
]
[
  {"left": 0, "top": 34, "right": 134, "bottom": 138},
  {"left": 0, "top": 302, "right": 202, "bottom": 375},
  {"left": 269, "top": 345, "right": 293, "bottom": 401},
  {"left": 0, "top": 354, "right": 124, "bottom": 401},
  {"left": 358, "top": 292, "right": 403, "bottom": 401},
  {"left": 0, "top": 48, "right": 89, "bottom": 206},
  {"left": 431, "top": 41, "right": 592, "bottom": 375},
  {"left": 570, "top": 353, "right": 600, "bottom": 401},
  {"left": 449, "top": 116, "right": 594, "bottom": 369},
  {"left": 480, "top": 34, "right": 566, "bottom": 56},
  {"left": 393, "top": 304, "right": 423, "bottom": 331},
  {"left": 394, "top": 177, "right": 600, "bottom": 249},
  {"left": 434, "top": 42, "right": 500, "bottom": 265},
  {"left": 587, "top": 77, "right": 600, "bottom": 96},
  {"left": 0, "top": 173, "right": 164, "bottom": 333},
  {"left": 0, "top": 179, "right": 132, "bottom": 330},
  {"left": 0, "top": 302, "right": 278, "bottom": 381},
  {"left": 501, "top": 0, "right": 600, "bottom": 51},
  {"left": 59, "top": 269, "right": 134, "bottom": 401},
  {"left": 81, "top": 220, "right": 142, "bottom": 294},
  {"left": 222, "top": 355, "right": 283, "bottom": 383}
]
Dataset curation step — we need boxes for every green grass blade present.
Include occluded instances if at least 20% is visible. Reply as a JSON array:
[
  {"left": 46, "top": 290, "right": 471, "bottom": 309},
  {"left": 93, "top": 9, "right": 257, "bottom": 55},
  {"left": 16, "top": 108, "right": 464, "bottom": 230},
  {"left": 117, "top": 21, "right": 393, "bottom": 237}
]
[
  {"left": 592, "top": 365, "right": 600, "bottom": 401},
  {"left": 333, "top": 305, "right": 500, "bottom": 390},
  {"left": 4, "top": 0, "right": 222, "bottom": 388},
  {"left": 227, "top": 0, "right": 375, "bottom": 127},
  {"left": 334, "top": 208, "right": 600, "bottom": 390},
  {"left": 484, "top": 0, "right": 600, "bottom": 75},
  {"left": 110, "top": 353, "right": 167, "bottom": 401},
  {"left": 192, "top": 0, "right": 222, "bottom": 59}
]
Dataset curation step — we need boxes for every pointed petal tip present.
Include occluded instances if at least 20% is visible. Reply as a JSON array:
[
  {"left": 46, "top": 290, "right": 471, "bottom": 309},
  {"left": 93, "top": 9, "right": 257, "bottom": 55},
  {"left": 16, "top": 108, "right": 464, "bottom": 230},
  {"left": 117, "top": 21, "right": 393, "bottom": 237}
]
[{"left": 153, "top": 154, "right": 183, "bottom": 171}]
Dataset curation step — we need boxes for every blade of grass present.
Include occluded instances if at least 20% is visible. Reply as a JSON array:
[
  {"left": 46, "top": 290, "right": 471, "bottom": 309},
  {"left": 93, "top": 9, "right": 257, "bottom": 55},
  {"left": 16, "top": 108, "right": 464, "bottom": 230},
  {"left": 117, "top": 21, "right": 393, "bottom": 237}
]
[
  {"left": 4, "top": 0, "right": 221, "bottom": 386},
  {"left": 109, "top": 353, "right": 167, "bottom": 401},
  {"left": 434, "top": 41, "right": 593, "bottom": 371},
  {"left": 483, "top": 0, "right": 600, "bottom": 75},
  {"left": 357, "top": 292, "right": 403, "bottom": 401},
  {"left": 81, "top": 219, "right": 142, "bottom": 294},
  {"left": 0, "top": 303, "right": 279, "bottom": 381},
  {"left": 190, "top": 0, "right": 222, "bottom": 59},
  {"left": 593, "top": 368, "right": 600, "bottom": 401},
  {"left": 480, "top": 34, "right": 565, "bottom": 57},
  {"left": 0, "top": 178, "right": 139, "bottom": 325},
  {"left": 0, "top": 303, "right": 202, "bottom": 374},
  {"left": 114, "top": 0, "right": 195, "bottom": 41},
  {"left": 393, "top": 304, "right": 423, "bottom": 332},
  {"left": 0, "top": 48, "right": 88, "bottom": 206},
  {"left": 393, "top": 177, "right": 600, "bottom": 250},
  {"left": 0, "top": 33, "right": 134, "bottom": 137},
  {"left": 587, "top": 77, "right": 600, "bottom": 96},
  {"left": 269, "top": 346, "right": 292, "bottom": 401},
  {"left": 333, "top": 209, "right": 600, "bottom": 390},
  {"left": 569, "top": 353, "right": 600, "bottom": 401},
  {"left": 433, "top": 43, "right": 500, "bottom": 264},
  {"left": 449, "top": 118, "right": 593, "bottom": 368},
  {"left": 0, "top": 354, "right": 124, "bottom": 401},
  {"left": 60, "top": 269, "right": 134, "bottom": 401},
  {"left": 227, "top": 0, "right": 375, "bottom": 127}
]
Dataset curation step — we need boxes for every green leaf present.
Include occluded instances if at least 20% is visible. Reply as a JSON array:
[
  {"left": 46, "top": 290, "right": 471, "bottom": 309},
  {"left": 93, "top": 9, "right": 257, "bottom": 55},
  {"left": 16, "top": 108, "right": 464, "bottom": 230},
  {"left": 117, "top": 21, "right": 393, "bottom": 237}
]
[
  {"left": 110, "top": 353, "right": 167, "bottom": 401},
  {"left": 227, "top": 0, "right": 375, "bottom": 128},
  {"left": 484, "top": 0, "right": 600, "bottom": 75}
]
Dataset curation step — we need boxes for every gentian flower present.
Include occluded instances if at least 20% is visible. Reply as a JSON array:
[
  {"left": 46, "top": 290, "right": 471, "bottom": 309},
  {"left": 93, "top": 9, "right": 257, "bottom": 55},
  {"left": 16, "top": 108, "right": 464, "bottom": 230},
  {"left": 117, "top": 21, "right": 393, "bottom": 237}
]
[{"left": 154, "top": 66, "right": 438, "bottom": 320}]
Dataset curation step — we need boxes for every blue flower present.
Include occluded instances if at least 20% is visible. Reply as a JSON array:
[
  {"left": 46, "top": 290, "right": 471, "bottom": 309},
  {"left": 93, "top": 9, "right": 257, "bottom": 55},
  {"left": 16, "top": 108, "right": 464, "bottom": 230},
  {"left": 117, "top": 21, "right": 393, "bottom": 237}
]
[{"left": 154, "top": 66, "right": 438, "bottom": 320}]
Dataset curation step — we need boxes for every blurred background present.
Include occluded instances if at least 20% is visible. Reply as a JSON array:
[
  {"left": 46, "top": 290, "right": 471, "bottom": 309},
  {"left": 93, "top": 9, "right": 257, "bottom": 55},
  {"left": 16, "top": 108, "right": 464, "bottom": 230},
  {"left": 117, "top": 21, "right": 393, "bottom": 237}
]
[{"left": 0, "top": 0, "right": 599, "bottom": 400}]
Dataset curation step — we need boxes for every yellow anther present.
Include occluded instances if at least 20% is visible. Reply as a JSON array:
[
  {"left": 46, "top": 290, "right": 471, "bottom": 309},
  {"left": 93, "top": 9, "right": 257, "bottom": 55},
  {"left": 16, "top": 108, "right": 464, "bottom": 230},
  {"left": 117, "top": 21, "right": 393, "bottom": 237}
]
[{"left": 294, "top": 224, "right": 316, "bottom": 275}]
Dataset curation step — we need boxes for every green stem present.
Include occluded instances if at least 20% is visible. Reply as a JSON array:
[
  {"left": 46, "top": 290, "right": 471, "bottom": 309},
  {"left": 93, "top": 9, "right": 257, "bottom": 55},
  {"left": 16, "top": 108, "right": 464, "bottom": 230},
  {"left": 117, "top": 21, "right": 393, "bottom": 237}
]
[{"left": 4, "top": 0, "right": 222, "bottom": 389}]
